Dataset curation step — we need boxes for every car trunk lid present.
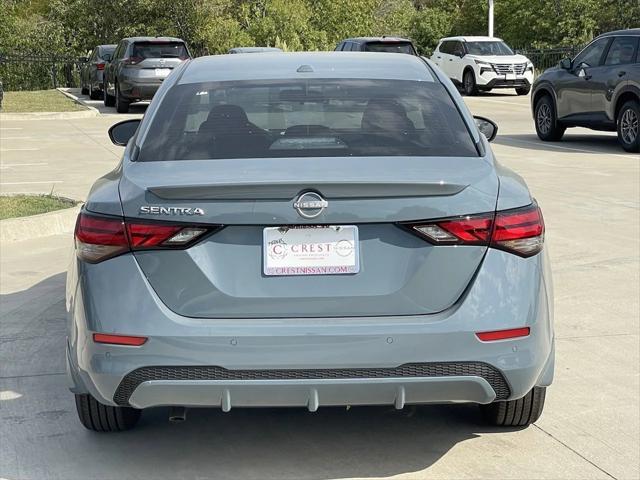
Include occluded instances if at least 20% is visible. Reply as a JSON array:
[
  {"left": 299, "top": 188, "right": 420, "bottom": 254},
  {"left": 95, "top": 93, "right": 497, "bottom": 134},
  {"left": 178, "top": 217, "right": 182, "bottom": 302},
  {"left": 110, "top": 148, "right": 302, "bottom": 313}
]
[{"left": 116, "top": 156, "right": 498, "bottom": 318}]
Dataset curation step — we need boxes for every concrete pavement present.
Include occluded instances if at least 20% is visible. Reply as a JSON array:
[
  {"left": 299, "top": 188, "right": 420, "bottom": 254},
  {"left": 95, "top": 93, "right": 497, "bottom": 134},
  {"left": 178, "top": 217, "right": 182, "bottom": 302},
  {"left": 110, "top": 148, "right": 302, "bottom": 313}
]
[{"left": 0, "top": 92, "right": 638, "bottom": 480}]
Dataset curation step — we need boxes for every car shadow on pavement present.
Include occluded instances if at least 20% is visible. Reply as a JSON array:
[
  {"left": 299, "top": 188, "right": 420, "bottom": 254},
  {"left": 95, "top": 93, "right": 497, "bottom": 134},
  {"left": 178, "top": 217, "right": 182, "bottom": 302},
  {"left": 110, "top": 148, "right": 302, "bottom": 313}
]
[
  {"left": 495, "top": 132, "right": 628, "bottom": 156},
  {"left": 1, "top": 273, "right": 523, "bottom": 480}
]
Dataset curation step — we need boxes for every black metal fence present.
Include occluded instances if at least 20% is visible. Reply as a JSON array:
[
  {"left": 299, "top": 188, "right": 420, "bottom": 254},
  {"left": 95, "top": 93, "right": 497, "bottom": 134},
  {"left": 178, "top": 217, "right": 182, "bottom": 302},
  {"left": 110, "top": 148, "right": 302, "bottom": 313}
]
[
  {"left": 0, "top": 50, "right": 86, "bottom": 91},
  {"left": 514, "top": 46, "right": 582, "bottom": 75}
]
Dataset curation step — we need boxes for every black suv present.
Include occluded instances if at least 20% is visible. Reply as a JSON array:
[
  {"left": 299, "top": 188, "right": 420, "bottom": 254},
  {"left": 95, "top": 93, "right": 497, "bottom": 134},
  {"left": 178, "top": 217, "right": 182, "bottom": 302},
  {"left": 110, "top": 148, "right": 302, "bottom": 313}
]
[
  {"left": 532, "top": 29, "right": 639, "bottom": 152},
  {"left": 335, "top": 37, "right": 417, "bottom": 55}
]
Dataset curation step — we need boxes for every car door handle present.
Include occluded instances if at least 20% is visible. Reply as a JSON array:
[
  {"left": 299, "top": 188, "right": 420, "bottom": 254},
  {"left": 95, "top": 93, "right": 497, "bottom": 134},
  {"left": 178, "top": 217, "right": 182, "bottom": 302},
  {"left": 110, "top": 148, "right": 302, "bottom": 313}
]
[
  {"left": 449, "top": 58, "right": 453, "bottom": 61},
  {"left": 437, "top": 56, "right": 441, "bottom": 59},
  {"left": 618, "top": 71, "right": 626, "bottom": 77}
]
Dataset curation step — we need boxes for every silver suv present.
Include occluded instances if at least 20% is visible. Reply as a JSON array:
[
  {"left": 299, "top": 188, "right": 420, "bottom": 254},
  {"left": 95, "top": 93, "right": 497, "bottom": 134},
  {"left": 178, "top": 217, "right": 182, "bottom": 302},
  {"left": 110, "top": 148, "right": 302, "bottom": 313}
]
[{"left": 104, "top": 37, "right": 191, "bottom": 113}]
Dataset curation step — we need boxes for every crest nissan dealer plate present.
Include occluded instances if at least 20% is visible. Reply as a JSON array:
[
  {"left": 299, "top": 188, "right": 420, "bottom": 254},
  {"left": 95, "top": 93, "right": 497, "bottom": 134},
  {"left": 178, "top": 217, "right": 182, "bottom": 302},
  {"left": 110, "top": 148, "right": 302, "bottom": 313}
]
[{"left": 263, "top": 226, "right": 359, "bottom": 276}]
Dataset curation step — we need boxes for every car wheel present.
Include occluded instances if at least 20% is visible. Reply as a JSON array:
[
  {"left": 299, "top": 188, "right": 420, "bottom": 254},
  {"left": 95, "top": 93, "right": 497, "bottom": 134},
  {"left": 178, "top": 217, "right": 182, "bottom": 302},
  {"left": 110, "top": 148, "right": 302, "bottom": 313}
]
[
  {"left": 89, "top": 83, "right": 101, "bottom": 100},
  {"left": 115, "top": 83, "right": 130, "bottom": 114},
  {"left": 75, "top": 393, "right": 141, "bottom": 432},
  {"left": 480, "top": 386, "right": 546, "bottom": 427},
  {"left": 516, "top": 86, "right": 531, "bottom": 96},
  {"left": 104, "top": 81, "right": 115, "bottom": 107},
  {"left": 463, "top": 70, "right": 478, "bottom": 96},
  {"left": 534, "top": 95, "right": 565, "bottom": 141},
  {"left": 617, "top": 100, "right": 640, "bottom": 153},
  {"left": 81, "top": 84, "right": 89, "bottom": 95}
]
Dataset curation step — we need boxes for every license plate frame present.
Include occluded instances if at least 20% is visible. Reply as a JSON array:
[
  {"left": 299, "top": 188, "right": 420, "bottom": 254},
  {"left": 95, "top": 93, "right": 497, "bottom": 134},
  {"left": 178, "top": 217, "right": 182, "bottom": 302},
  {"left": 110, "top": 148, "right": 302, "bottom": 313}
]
[{"left": 263, "top": 225, "right": 359, "bottom": 276}]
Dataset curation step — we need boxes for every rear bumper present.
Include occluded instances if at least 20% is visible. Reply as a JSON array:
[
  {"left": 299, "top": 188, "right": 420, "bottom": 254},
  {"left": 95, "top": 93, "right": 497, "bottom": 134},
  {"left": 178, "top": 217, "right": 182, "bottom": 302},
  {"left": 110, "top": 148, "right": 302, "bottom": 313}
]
[
  {"left": 66, "top": 248, "right": 555, "bottom": 409},
  {"left": 118, "top": 79, "right": 162, "bottom": 101},
  {"left": 128, "top": 376, "right": 498, "bottom": 410}
]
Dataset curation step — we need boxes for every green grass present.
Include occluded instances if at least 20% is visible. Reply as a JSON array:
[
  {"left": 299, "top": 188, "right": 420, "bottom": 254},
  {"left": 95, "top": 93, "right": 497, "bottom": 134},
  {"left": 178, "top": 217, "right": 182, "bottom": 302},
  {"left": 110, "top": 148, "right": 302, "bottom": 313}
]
[
  {"left": 0, "top": 195, "right": 78, "bottom": 220},
  {"left": 1, "top": 89, "right": 87, "bottom": 113}
]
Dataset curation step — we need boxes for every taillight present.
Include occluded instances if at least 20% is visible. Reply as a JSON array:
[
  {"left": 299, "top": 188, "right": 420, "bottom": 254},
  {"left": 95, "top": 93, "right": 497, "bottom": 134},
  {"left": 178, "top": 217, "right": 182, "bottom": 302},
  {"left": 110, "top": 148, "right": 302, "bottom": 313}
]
[
  {"left": 96, "top": 63, "right": 105, "bottom": 70},
  {"left": 75, "top": 214, "right": 128, "bottom": 263},
  {"left": 74, "top": 212, "right": 215, "bottom": 263},
  {"left": 402, "top": 202, "right": 544, "bottom": 258},
  {"left": 492, "top": 204, "right": 544, "bottom": 257},
  {"left": 123, "top": 56, "right": 142, "bottom": 65}
]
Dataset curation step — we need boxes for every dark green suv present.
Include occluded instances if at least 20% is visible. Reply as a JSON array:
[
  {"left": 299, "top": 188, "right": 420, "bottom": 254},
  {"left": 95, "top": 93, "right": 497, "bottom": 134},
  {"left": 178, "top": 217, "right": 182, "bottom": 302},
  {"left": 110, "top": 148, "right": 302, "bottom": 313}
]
[{"left": 531, "top": 29, "right": 639, "bottom": 152}]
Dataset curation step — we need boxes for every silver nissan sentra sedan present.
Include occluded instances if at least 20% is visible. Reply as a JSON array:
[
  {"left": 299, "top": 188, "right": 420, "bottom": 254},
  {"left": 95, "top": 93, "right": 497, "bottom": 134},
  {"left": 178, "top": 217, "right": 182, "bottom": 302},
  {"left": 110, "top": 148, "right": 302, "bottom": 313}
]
[{"left": 66, "top": 52, "right": 554, "bottom": 431}]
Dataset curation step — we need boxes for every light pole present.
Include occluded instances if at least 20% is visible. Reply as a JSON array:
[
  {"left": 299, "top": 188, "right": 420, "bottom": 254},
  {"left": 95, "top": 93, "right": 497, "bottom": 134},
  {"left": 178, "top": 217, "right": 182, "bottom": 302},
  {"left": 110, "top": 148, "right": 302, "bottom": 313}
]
[{"left": 488, "top": 0, "right": 494, "bottom": 37}]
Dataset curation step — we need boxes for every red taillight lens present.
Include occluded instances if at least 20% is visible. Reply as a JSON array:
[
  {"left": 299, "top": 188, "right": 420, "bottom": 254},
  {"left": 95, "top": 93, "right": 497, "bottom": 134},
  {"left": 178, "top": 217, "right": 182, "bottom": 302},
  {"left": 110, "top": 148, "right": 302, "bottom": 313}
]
[
  {"left": 93, "top": 333, "right": 147, "bottom": 346},
  {"left": 402, "top": 202, "right": 544, "bottom": 257},
  {"left": 96, "top": 63, "right": 105, "bottom": 70},
  {"left": 491, "top": 204, "right": 544, "bottom": 257},
  {"left": 75, "top": 213, "right": 128, "bottom": 263},
  {"left": 74, "top": 212, "right": 214, "bottom": 263}
]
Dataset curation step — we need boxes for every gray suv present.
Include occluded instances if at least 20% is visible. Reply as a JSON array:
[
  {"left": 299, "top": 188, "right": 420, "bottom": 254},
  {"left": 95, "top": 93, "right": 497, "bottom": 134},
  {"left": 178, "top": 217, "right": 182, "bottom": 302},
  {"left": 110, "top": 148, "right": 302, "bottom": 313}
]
[
  {"left": 80, "top": 44, "right": 116, "bottom": 100},
  {"left": 532, "top": 28, "right": 639, "bottom": 152},
  {"left": 104, "top": 37, "right": 191, "bottom": 113}
]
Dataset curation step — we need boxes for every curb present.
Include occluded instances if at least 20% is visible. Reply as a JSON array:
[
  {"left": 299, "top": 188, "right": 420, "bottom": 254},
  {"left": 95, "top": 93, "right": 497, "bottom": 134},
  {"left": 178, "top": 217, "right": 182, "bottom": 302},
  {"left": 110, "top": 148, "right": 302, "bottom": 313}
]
[
  {"left": 0, "top": 89, "right": 98, "bottom": 121},
  {"left": 0, "top": 205, "right": 81, "bottom": 243},
  {"left": 57, "top": 88, "right": 101, "bottom": 115},
  {"left": 0, "top": 109, "right": 97, "bottom": 120}
]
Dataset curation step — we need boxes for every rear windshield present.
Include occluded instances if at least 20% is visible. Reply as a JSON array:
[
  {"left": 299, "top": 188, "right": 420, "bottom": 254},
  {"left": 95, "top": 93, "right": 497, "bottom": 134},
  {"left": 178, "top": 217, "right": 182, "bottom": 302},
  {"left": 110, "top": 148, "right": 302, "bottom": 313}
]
[
  {"left": 99, "top": 46, "right": 115, "bottom": 57},
  {"left": 466, "top": 41, "right": 514, "bottom": 56},
  {"left": 364, "top": 42, "right": 416, "bottom": 54},
  {"left": 138, "top": 79, "right": 477, "bottom": 161},
  {"left": 131, "top": 42, "right": 189, "bottom": 59}
]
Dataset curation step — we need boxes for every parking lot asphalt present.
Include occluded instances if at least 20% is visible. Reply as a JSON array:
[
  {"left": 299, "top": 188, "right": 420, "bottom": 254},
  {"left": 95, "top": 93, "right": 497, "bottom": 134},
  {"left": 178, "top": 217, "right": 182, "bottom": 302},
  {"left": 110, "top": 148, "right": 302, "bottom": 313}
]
[{"left": 1, "top": 91, "right": 638, "bottom": 480}]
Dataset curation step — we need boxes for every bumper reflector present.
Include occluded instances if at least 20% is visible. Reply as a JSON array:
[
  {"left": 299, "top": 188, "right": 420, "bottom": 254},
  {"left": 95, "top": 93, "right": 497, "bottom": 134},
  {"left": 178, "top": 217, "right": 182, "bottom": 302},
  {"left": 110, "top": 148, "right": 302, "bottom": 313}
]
[
  {"left": 93, "top": 333, "right": 148, "bottom": 346},
  {"left": 476, "top": 327, "right": 530, "bottom": 342}
]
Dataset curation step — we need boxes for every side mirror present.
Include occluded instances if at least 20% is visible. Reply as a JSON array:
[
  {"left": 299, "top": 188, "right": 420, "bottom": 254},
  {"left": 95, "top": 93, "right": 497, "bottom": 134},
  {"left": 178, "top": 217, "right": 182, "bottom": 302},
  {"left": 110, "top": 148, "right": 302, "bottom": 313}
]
[
  {"left": 103, "top": 53, "right": 112, "bottom": 62},
  {"left": 78, "top": 56, "right": 88, "bottom": 63},
  {"left": 559, "top": 58, "right": 572, "bottom": 70},
  {"left": 108, "top": 119, "right": 140, "bottom": 146},
  {"left": 474, "top": 116, "right": 498, "bottom": 142}
]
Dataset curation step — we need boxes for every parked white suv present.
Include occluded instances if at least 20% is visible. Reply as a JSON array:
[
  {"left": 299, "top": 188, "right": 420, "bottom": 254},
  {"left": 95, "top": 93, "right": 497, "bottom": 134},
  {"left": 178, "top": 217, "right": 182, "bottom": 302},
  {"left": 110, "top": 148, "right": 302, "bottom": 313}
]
[{"left": 431, "top": 36, "right": 534, "bottom": 96}]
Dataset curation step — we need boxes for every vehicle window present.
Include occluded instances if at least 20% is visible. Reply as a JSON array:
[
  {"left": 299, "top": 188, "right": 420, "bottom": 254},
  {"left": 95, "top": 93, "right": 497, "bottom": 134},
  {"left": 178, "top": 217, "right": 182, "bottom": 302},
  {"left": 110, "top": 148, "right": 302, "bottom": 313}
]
[
  {"left": 440, "top": 41, "right": 452, "bottom": 54},
  {"left": 138, "top": 79, "right": 478, "bottom": 161},
  {"left": 89, "top": 49, "right": 97, "bottom": 61},
  {"left": 604, "top": 36, "right": 639, "bottom": 66},
  {"left": 99, "top": 46, "right": 115, "bottom": 59},
  {"left": 573, "top": 38, "right": 610, "bottom": 68},
  {"left": 451, "top": 41, "right": 464, "bottom": 56},
  {"left": 336, "top": 42, "right": 345, "bottom": 51},
  {"left": 364, "top": 42, "right": 415, "bottom": 54},
  {"left": 349, "top": 42, "right": 359, "bottom": 51},
  {"left": 114, "top": 42, "right": 125, "bottom": 60},
  {"left": 131, "top": 42, "right": 189, "bottom": 60},
  {"left": 465, "top": 41, "right": 514, "bottom": 56}
]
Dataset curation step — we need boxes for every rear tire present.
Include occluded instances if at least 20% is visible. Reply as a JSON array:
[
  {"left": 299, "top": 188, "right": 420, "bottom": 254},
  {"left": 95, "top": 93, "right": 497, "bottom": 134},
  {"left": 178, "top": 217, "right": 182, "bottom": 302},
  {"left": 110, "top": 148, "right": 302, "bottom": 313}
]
[
  {"left": 617, "top": 100, "right": 639, "bottom": 153},
  {"left": 534, "top": 95, "right": 565, "bottom": 141},
  {"left": 75, "top": 393, "right": 141, "bottom": 432},
  {"left": 89, "top": 83, "right": 101, "bottom": 100},
  {"left": 81, "top": 85, "right": 89, "bottom": 95},
  {"left": 115, "top": 83, "right": 130, "bottom": 113},
  {"left": 516, "top": 86, "right": 531, "bottom": 96},
  {"left": 480, "top": 386, "right": 546, "bottom": 427},
  {"left": 463, "top": 70, "right": 478, "bottom": 96},
  {"left": 104, "top": 82, "right": 115, "bottom": 107}
]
